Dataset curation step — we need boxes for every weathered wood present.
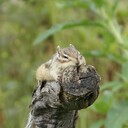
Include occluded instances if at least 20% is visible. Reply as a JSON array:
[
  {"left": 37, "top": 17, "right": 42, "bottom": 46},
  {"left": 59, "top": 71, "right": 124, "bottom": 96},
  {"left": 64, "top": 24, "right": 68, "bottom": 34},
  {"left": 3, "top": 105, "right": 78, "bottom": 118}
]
[{"left": 26, "top": 65, "right": 100, "bottom": 128}]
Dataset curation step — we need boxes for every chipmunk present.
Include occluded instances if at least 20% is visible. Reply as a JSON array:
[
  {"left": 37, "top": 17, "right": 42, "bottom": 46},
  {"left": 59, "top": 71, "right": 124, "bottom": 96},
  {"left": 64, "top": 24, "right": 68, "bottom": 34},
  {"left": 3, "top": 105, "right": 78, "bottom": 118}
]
[{"left": 36, "top": 44, "right": 86, "bottom": 85}]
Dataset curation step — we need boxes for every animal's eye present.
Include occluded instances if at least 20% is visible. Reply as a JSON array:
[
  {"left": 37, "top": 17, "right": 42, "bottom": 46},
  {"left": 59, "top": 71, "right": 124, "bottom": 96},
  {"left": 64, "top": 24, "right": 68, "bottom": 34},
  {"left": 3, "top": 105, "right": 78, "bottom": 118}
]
[{"left": 63, "top": 55, "right": 69, "bottom": 59}]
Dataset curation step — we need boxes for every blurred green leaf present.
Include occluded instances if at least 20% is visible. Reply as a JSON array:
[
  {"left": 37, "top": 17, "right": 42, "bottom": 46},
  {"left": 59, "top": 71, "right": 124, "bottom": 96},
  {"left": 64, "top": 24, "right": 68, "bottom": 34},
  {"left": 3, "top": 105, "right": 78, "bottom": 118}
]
[
  {"left": 33, "top": 20, "right": 105, "bottom": 45},
  {"left": 90, "top": 119, "right": 104, "bottom": 128},
  {"left": 105, "top": 102, "right": 128, "bottom": 128},
  {"left": 120, "top": 62, "right": 128, "bottom": 82},
  {"left": 88, "top": 50, "right": 126, "bottom": 63},
  {"left": 112, "top": 0, "right": 120, "bottom": 13},
  {"left": 92, "top": 0, "right": 107, "bottom": 8},
  {"left": 94, "top": 90, "right": 114, "bottom": 114},
  {"left": 57, "top": 0, "right": 91, "bottom": 9},
  {"left": 101, "top": 81, "right": 121, "bottom": 91}
]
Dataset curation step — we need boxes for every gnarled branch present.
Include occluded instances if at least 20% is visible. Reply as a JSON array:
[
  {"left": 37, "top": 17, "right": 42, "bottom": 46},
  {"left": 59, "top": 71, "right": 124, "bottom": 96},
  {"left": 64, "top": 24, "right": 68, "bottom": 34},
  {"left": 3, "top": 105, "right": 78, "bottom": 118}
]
[{"left": 26, "top": 65, "right": 100, "bottom": 128}]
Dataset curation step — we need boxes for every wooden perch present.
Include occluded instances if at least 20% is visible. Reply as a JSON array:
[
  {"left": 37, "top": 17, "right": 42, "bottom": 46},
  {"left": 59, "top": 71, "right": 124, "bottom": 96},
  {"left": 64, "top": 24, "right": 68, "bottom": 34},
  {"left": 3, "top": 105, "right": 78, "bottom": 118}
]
[{"left": 26, "top": 65, "right": 101, "bottom": 128}]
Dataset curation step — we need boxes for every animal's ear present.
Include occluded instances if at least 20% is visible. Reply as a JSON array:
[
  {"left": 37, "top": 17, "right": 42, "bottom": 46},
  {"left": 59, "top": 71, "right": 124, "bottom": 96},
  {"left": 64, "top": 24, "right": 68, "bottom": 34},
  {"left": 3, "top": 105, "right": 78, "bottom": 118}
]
[
  {"left": 69, "top": 44, "right": 76, "bottom": 49},
  {"left": 57, "top": 45, "right": 62, "bottom": 57}
]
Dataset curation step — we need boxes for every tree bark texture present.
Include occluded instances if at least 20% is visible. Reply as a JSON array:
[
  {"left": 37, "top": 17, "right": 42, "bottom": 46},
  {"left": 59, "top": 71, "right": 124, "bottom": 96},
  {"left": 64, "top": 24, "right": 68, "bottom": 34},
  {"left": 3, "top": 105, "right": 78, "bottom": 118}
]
[{"left": 26, "top": 65, "right": 101, "bottom": 128}]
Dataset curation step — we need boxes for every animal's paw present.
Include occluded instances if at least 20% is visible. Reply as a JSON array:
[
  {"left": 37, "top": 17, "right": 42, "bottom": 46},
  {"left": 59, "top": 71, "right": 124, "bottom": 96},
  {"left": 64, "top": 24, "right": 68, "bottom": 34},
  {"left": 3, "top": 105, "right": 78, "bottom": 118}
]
[{"left": 57, "top": 74, "right": 62, "bottom": 83}]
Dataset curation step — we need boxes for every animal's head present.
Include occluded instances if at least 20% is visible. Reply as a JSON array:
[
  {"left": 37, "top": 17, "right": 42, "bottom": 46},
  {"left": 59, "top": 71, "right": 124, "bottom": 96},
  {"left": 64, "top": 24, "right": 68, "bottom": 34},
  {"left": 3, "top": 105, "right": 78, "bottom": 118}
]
[{"left": 56, "top": 44, "right": 86, "bottom": 67}]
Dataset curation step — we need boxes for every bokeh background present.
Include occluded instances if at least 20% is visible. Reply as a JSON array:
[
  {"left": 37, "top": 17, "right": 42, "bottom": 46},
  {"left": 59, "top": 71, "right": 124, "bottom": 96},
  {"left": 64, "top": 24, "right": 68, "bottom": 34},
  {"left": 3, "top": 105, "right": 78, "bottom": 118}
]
[{"left": 0, "top": 0, "right": 128, "bottom": 128}]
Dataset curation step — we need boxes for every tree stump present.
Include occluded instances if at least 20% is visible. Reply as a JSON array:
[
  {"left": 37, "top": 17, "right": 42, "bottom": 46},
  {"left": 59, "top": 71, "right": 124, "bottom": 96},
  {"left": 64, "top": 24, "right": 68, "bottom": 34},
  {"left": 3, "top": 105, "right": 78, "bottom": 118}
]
[{"left": 26, "top": 65, "right": 101, "bottom": 128}]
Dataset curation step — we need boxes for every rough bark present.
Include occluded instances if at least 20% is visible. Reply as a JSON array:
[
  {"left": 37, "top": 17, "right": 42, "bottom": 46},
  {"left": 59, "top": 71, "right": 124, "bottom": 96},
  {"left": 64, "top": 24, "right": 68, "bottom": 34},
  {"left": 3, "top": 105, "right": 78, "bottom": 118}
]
[{"left": 26, "top": 65, "right": 101, "bottom": 128}]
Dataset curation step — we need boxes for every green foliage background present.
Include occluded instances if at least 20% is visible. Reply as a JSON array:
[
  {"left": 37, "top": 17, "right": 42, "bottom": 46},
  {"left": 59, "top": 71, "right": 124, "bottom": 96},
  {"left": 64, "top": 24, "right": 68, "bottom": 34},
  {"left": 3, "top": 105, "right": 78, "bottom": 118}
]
[{"left": 0, "top": 0, "right": 128, "bottom": 128}]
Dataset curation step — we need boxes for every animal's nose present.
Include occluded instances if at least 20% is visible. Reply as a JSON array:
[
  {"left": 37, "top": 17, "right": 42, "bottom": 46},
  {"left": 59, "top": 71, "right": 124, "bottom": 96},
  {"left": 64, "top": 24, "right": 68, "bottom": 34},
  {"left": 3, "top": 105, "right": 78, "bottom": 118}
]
[{"left": 76, "top": 62, "right": 79, "bottom": 66}]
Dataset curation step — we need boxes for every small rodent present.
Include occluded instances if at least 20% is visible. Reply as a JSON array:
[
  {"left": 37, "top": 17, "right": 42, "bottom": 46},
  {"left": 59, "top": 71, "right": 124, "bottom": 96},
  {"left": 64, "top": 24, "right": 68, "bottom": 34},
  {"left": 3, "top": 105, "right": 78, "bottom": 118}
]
[{"left": 36, "top": 44, "right": 86, "bottom": 85}]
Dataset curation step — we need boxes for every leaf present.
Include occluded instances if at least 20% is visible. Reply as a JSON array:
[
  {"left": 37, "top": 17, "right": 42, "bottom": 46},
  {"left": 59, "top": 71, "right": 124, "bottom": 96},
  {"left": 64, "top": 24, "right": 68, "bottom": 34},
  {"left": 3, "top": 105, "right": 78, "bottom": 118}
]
[
  {"left": 100, "top": 81, "right": 121, "bottom": 91},
  {"left": 93, "top": 90, "right": 114, "bottom": 114},
  {"left": 120, "top": 61, "right": 128, "bottom": 82},
  {"left": 89, "top": 50, "right": 126, "bottom": 63},
  {"left": 105, "top": 102, "right": 128, "bottom": 128},
  {"left": 112, "top": 0, "right": 120, "bottom": 12},
  {"left": 92, "top": 0, "right": 107, "bottom": 8},
  {"left": 90, "top": 50, "right": 105, "bottom": 57},
  {"left": 33, "top": 20, "right": 105, "bottom": 45},
  {"left": 57, "top": 0, "right": 91, "bottom": 9},
  {"left": 90, "top": 119, "right": 104, "bottom": 128}
]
